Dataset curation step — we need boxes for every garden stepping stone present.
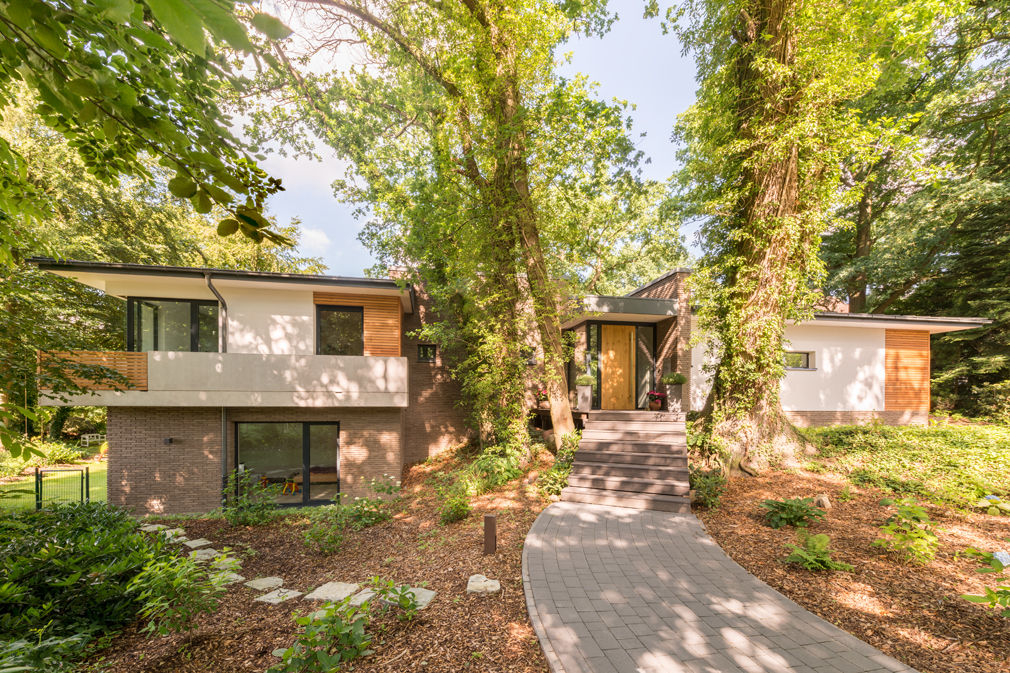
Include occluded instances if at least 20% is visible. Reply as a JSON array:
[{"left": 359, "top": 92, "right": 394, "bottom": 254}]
[
  {"left": 255, "top": 588, "right": 303, "bottom": 604},
  {"left": 348, "top": 588, "right": 375, "bottom": 606},
  {"left": 163, "top": 528, "right": 187, "bottom": 541},
  {"left": 304, "top": 582, "right": 359, "bottom": 602},
  {"left": 190, "top": 548, "right": 221, "bottom": 562},
  {"left": 466, "top": 574, "right": 501, "bottom": 595},
  {"left": 215, "top": 571, "right": 246, "bottom": 585},
  {"left": 245, "top": 576, "right": 284, "bottom": 591},
  {"left": 140, "top": 524, "right": 166, "bottom": 532},
  {"left": 184, "top": 538, "right": 213, "bottom": 549},
  {"left": 407, "top": 587, "right": 436, "bottom": 610}
]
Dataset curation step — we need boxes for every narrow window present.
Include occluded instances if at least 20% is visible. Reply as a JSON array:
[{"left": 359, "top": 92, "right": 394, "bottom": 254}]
[
  {"left": 317, "top": 305, "right": 364, "bottom": 356},
  {"left": 417, "top": 344, "right": 437, "bottom": 363},
  {"left": 784, "top": 351, "right": 813, "bottom": 369}
]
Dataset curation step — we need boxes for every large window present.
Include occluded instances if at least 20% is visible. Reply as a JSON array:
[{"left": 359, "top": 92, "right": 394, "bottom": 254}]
[
  {"left": 316, "top": 305, "right": 364, "bottom": 355},
  {"left": 235, "top": 422, "right": 340, "bottom": 506},
  {"left": 127, "top": 298, "right": 219, "bottom": 352}
]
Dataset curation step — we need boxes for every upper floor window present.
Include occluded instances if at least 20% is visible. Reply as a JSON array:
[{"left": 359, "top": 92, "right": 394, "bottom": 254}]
[
  {"left": 127, "top": 298, "right": 219, "bottom": 352},
  {"left": 418, "top": 344, "right": 436, "bottom": 363},
  {"left": 317, "top": 305, "right": 364, "bottom": 356},
  {"left": 784, "top": 351, "right": 814, "bottom": 370}
]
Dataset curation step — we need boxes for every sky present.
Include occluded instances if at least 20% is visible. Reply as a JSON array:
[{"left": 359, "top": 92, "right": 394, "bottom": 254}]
[{"left": 258, "top": 4, "right": 700, "bottom": 277}]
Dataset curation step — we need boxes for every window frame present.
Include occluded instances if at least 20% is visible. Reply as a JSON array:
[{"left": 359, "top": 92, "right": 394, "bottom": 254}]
[
  {"left": 784, "top": 351, "right": 815, "bottom": 370},
  {"left": 126, "top": 297, "right": 220, "bottom": 353},
  {"left": 315, "top": 304, "right": 365, "bottom": 356},
  {"left": 417, "top": 343, "right": 437, "bottom": 363},
  {"left": 234, "top": 420, "right": 340, "bottom": 508}
]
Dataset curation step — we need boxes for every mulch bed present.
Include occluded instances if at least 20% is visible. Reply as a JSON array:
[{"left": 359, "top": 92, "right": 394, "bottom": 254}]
[
  {"left": 698, "top": 469, "right": 1010, "bottom": 673},
  {"left": 89, "top": 452, "right": 552, "bottom": 673}
]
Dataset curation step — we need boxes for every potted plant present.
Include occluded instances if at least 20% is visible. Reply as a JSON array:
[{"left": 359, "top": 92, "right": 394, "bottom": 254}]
[
  {"left": 575, "top": 373, "right": 594, "bottom": 411},
  {"left": 535, "top": 386, "right": 549, "bottom": 409},
  {"left": 659, "top": 371, "right": 687, "bottom": 412},
  {"left": 646, "top": 390, "right": 666, "bottom": 411}
]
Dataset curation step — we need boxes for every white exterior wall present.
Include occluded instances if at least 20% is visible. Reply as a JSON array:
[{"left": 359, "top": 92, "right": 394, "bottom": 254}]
[
  {"left": 224, "top": 287, "right": 315, "bottom": 355},
  {"left": 688, "top": 322, "right": 886, "bottom": 412}
]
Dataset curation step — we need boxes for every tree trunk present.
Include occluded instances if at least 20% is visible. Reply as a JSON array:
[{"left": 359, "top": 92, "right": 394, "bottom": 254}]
[{"left": 848, "top": 181, "right": 874, "bottom": 313}]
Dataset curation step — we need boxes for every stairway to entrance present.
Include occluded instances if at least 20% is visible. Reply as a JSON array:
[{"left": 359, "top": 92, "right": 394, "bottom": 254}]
[{"left": 561, "top": 410, "right": 690, "bottom": 512}]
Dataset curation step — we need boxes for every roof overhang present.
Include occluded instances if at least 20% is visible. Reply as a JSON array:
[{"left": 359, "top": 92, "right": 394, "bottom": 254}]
[
  {"left": 30, "top": 258, "right": 414, "bottom": 313},
  {"left": 562, "top": 295, "right": 678, "bottom": 328},
  {"left": 799, "top": 312, "right": 991, "bottom": 334}
]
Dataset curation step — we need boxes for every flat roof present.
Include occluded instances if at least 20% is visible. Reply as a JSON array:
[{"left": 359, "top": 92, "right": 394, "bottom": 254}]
[
  {"left": 808, "top": 311, "right": 990, "bottom": 333},
  {"left": 625, "top": 268, "right": 693, "bottom": 298}
]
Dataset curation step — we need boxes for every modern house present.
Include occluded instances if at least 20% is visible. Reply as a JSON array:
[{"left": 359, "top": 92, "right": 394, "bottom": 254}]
[{"left": 33, "top": 259, "right": 988, "bottom": 514}]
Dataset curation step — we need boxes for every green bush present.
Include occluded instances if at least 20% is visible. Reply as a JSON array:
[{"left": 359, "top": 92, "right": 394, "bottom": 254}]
[
  {"left": 223, "top": 469, "right": 279, "bottom": 526},
  {"left": 659, "top": 371, "right": 687, "bottom": 385},
  {"left": 784, "top": 531, "right": 854, "bottom": 571},
  {"left": 438, "top": 486, "right": 471, "bottom": 524},
  {"left": 370, "top": 577, "right": 422, "bottom": 622},
  {"left": 302, "top": 496, "right": 395, "bottom": 554},
  {"left": 467, "top": 446, "right": 523, "bottom": 493},
  {"left": 303, "top": 519, "right": 346, "bottom": 555},
  {"left": 0, "top": 503, "right": 221, "bottom": 665},
  {"left": 689, "top": 465, "right": 726, "bottom": 508},
  {"left": 960, "top": 549, "right": 1010, "bottom": 616},
  {"left": 537, "top": 431, "right": 579, "bottom": 497},
  {"left": 872, "top": 499, "right": 940, "bottom": 564},
  {"left": 760, "top": 497, "right": 826, "bottom": 529},
  {"left": 269, "top": 598, "right": 374, "bottom": 673}
]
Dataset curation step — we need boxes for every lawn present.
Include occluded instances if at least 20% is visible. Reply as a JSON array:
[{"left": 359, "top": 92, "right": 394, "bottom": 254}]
[
  {"left": 800, "top": 420, "right": 1010, "bottom": 507},
  {"left": 0, "top": 460, "right": 107, "bottom": 510}
]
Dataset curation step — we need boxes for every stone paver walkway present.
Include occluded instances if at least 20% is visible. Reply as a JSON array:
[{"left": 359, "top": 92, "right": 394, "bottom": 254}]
[{"left": 522, "top": 502, "right": 917, "bottom": 673}]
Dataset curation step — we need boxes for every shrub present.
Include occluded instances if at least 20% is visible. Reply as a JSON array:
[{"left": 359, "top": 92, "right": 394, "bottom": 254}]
[
  {"left": 872, "top": 499, "right": 940, "bottom": 564},
  {"left": 574, "top": 373, "right": 595, "bottom": 386},
  {"left": 537, "top": 431, "right": 579, "bottom": 497},
  {"left": 438, "top": 486, "right": 471, "bottom": 524},
  {"left": 370, "top": 577, "right": 422, "bottom": 622},
  {"left": 127, "top": 554, "right": 225, "bottom": 635},
  {"left": 784, "top": 531, "right": 854, "bottom": 571},
  {"left": 960, "top": 550, "right": 1010, "bottom": 616},
  {"left": 368, "top": 474, "right": 401, "bottom": 496},
  {"left": 302, "top": 497, "right": 394, "bottom": 554},
  {"left": 347, "top": 497, "right": 392, "bottom": 529},
  {"left": 689, "top": 465, "right": 726, "bottom": 509},
  {"left": 760, "top": 497, "right": 826, "bottom": 529},
  {"left": 269, "top": 599, "right": 374, "bottom": 673},
  {"left": 223, "top": 469, "right": 279, "bottom": 526},
  {"left": 466, "top": 446, "right": 523, "bottom": 493},
  {"left": 659, "top": 371, "right": 687, "bottom": 385}
]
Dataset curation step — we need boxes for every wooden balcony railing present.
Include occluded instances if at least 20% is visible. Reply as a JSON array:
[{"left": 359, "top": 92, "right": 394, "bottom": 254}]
[{"left": 41, "top": 351, "right": 148, "bottom": 391}]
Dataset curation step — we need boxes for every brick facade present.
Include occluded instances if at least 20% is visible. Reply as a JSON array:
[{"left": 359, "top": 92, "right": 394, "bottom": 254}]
[
  {"left": 784, "top": 410, "right": 928, "bottom": 427},
  {"left": 629, "top": 270, "right": 692, "bottom": 406}
]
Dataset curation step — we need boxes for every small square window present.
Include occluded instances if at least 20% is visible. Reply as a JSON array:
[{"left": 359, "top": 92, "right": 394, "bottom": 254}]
[
  {"left": 418, "top": 344, "right": 437, "bottom": 363},
  {"left": 784, "top": 351, "right": 813, "bottom": 369}
]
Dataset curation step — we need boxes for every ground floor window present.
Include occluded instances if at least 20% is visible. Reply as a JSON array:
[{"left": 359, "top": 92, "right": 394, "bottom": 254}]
[{"left": 235, "top": 422, "right": 339, "bottom": 506}]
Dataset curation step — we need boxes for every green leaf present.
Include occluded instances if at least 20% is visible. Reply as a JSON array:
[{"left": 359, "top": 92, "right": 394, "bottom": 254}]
[
  {"left": 250, "top": 13, "right": 292, "bottom": 40},
  {"left": 217, "top": 219, "right": 240, "bottom": 236},
  {"left": 168, "top": 175, "right": 198, "bottom": 198},
  {"left": 192, "top": 189, "right": 213, "bottom": 213},
  {"left": 189, "top": 0, "right": 253, "bottom": 51},
  {"left": 146, "top": 0, "right": 207, "bottom": 55}
]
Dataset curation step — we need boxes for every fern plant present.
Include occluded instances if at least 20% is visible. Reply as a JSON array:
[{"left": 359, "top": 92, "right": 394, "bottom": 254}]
[{"left": 784, "top": 531, "right": 853, "bottom": 572}]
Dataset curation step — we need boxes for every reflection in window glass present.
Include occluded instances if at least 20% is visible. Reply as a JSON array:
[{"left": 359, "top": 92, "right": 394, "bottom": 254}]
[
  {"left": 587, "top": 324, "right": 600, "bottom": 409},
  {"left": 130, "top": 298, "right": 218, "bottom": 352},
  {"left": 317, "top": 306, "right": 364, "bottom": 355},
  {"left": 784, "top": 351, "right": 811, "bottom": 369},
  {"left": 635, "top": 325, "right": 655, "bottom": 409}
]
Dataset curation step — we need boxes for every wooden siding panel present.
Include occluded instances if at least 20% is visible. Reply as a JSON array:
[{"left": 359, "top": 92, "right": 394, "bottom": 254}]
[
  {"left": 313, "top": 292, "right": 402, "bottom": 357},
  {"left": 43, "top": 351, "right": 148, "bottom": 391},
  {"left": 885, "top": 330, "right": 930, "bottom": 412}
]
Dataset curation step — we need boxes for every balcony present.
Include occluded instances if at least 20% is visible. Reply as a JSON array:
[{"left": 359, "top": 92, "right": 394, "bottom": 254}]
[{"left": 39, "top": 351, "right": 408, "bottom": 408}]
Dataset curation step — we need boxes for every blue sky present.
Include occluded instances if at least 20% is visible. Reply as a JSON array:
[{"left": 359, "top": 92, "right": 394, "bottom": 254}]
[{"left": 260, "top": 7, "right": 699, "bottom": 277}]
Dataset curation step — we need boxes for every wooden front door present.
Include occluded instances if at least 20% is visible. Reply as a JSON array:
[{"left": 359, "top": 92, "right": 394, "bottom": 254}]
[{"left": 600, "top": 325, "right": 635, "bottom": 410}]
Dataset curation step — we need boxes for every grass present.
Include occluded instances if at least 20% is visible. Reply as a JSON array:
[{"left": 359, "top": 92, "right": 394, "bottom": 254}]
[
  {"left": 800, "top": 421, "right": 1010, "bottom": 508},
  {"left": 0, "top": 461, "right": 107, "bottom": 510}
]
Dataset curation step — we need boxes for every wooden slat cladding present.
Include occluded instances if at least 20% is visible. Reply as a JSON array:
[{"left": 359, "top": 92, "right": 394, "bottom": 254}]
[
  {"left": 41, "top": 351, "right": 148, "bottom": 391},
  {"left": 885, "top": 330, "right": 930, "bottom": 412},
  {"left": 313, "top": 292, "right": 402, "bottom": 357}
]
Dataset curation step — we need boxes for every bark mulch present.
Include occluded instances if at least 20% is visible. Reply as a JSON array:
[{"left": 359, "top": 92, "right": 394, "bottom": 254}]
[
  {"left": 88, "top": 452, "right": 553, "bottom": 673},
  {"left": 698, "top": 469, "right": 1010, "bottom": 673}
]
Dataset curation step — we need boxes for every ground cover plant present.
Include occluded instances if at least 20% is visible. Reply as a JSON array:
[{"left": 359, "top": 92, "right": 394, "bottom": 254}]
[
  {"left": 688, "top": 465, "right": 727, "bottom": 509},
  {"left": 0, "top": 503, "right": 223, "bottom": 670},
  {"left": 873, "top": 499, "right": 941, "bottom": 565},
  {"left": 784, "top": 531, "right": 854, "bottom": 572},
  {"left": 88, "top": 446, "right": 554, "bottom": 672},
  {"left": 801, "top": 423, "right": 1010, "bottom": 508},
  {"left": 536, "top": 431, "right": 580, "bottom": 497},
  {"left": 701, "top": 468, "right": 1010, "bottom": 673},
  {"left": 760, "top": 497, "right": 826, "bottom": 529}
]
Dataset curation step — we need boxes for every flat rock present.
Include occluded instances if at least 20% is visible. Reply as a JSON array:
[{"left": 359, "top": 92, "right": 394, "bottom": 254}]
[
  {"left": 214, "top": 571, "right": 246, "bottom": 585},
  {"left": 348, "top": 589, "right": 375, "bottom": 606},
  {"left": 190, "top": 548, "right": 221, "bottom": 562},
  {"left": 184, "top": 538, "right": 213, "bottom": 549},
  {"left": 408, "top": 587, "right": 436, "bottom": 609},
  {"left": 163, "top": 528, "right": 187, "bottom": 541},
  {"left": 994, "top": 551, "right": 1010, "bottom": 566},
  {"left": 271, "top": 648, "right": 288, "bottom": 659},
  {"left": 140, "top": 524, "right": 167, "bottom": 532},
  {"left": 466, "top": 574, "right": 501, "bottom": 595},
  {"left": 304, "top": 581, "right": 359, "bottom": 602},
  {"left": 255, "top": 588, "right": 303, "bottom": 604},
  {"left": 245, "top": 576, "right": 284, "bottom": 591}
]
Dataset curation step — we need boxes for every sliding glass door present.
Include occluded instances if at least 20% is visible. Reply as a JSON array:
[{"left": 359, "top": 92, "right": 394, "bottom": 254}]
[{"left": 235, "top": 422, "right": 340, "bottom": 506}]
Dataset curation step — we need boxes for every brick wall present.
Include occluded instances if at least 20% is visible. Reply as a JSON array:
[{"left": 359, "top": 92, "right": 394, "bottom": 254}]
[
  {"left": 106, "top": 407, "right": 223, "bottom": 515},
  {"left": 784, "top": 410, "right": 928, "bottom": 427},
  {"left": 400, "top": 287, "right": 471, "bottom": 464},
  {"left": 629, "top": 271, "right": 692, "bottom": 407}
]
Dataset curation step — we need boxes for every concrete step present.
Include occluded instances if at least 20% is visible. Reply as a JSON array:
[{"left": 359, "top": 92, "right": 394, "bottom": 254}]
[
  {"left": 566, "top": 474, "right": 689, "bottom": 496},
  {"left": 582, "top": 429, "right": 686, "bottom": 444},
  {"left": 570, "top": 461, "right": 689, "bottom": 481},
  {"left": 577, "top": 450, "right": 687, "bottom": 467},
  {"left": 584, "top": 420, "right": 685, "bottom": 432},
  {"left": 578, "top": 440, "right": 687, "bottom": 455},
  {"left": 560, "top": 486, "right": 691, "bottom": 513},
  {"left": 588, "top": 411, "right": 686, "bottom": 422}
]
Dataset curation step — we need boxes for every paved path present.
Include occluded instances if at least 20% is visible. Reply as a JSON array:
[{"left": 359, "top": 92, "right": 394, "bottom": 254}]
[{"left": 522, "top": 502, "right": 917, "bottom": 673}]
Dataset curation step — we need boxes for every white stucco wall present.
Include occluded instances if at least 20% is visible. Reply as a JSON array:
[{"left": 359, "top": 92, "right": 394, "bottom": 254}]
[
  {"left": 688, "top": 323, "right": 886, "bottom": 412},
  {"left": 224, "top": 287, "right": 315, "bottom": 355}
]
